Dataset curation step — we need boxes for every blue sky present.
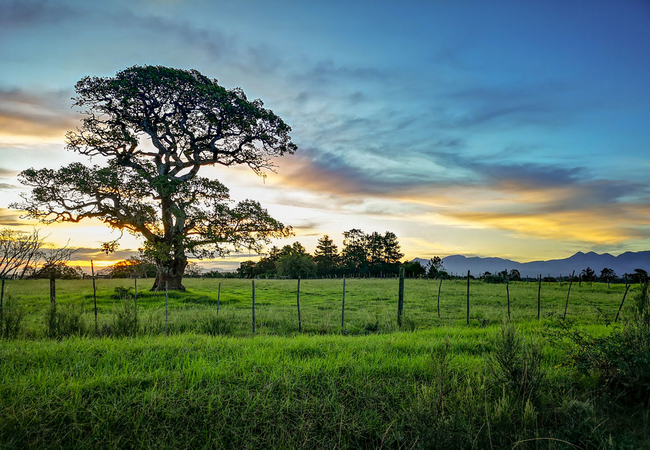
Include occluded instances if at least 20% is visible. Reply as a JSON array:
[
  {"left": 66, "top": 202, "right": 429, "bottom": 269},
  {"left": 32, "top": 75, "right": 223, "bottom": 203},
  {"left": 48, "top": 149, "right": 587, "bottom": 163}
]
[{"left": 1, "top": 0, "right": 649, "bottom": 269}]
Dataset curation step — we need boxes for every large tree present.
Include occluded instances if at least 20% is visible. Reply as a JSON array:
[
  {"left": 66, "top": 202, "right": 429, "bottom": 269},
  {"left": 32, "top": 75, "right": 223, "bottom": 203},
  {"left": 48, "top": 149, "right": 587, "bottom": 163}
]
[{"left": 13, "top": 66, "right": 296, "bottom": 291}]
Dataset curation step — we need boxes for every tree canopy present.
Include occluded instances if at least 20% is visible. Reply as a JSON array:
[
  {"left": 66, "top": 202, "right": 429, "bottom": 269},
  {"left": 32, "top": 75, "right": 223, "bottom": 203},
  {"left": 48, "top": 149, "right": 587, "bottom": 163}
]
[{"left": 13, "top": 66, "right": 296, "bottom": 290}]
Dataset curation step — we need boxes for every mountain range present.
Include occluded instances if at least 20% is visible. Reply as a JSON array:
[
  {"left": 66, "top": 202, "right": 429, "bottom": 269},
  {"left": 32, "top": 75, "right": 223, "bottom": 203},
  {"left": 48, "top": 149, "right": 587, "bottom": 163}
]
[{"left": 413, "top": 251, "right": 650, "bottom": 279}]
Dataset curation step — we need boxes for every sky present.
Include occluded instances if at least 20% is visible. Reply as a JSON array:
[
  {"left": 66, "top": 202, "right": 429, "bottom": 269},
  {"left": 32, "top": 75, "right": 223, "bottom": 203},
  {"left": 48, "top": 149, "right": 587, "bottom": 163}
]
[{"left": 1, "top": 0, "right": 650, "bottom": 271}]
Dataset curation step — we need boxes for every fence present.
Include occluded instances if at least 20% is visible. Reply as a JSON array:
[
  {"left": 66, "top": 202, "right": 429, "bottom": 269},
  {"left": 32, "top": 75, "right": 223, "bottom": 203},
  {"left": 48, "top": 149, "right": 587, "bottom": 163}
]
[{"left": 0, "top": 270, "right": 639, "bottom": 338}]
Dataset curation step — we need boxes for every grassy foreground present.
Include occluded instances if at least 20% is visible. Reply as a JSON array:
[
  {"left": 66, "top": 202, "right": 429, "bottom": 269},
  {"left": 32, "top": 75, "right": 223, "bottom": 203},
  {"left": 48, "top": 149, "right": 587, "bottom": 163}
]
[
  {"left": 1, "top": 324, "right": 649, "bottom": 449},
  {"left": 1, "top": 279, "right": 647, "bottom": 448}
]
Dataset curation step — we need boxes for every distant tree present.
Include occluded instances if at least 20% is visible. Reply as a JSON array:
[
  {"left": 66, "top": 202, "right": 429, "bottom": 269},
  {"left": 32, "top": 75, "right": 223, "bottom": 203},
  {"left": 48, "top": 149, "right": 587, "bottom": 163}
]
[
  {"left": 381, "top": 231, "right": 403, "bottom": 276},
  {"left": 0, "top": 228, "right": 44, "bottom": 279},
  {"left": 279, "top": 242, "right": 309, "bottom": 257},
  {"left": 581, "top": 267, "right": 596, "bottom": 282},
  {"left": 366, "top": 232, "right": 385, "bottom": 270},
  {"left": 630, "top": 268, "right": 649, "bottom": 284},
  {"left": 402, "top": 261, "right": 426, "bottom": 278},
  {"left": 600, "top": 268, "right": 616, "bottom": 281},
  {"left": 276, "top": 253, "right": 316, "bottom": 279},
  {"left": 255, "top": 246, "right": 281, "bottom": 277},
  {"left": 13, "top": 65, "right": 295, "bottom": 291},
  {"left": 600, "top": 268, "right": 616, "bottom": 287},
  {"left": 314, "top": 235, "right": 339, "bottom": 277},
  {"left": 31, "top": 243, "right": 80, "bottom": 279},
  {"left": 427, "top": 256, "right": 445, "bottom": 278},
  {"left": 237, "top": 260, "right": 257, "bottom": 279},
  {"left": 100, "top": 257, "right": 157, "bottom": 278},
  {"left": 508, "top": 269, "right": 521, "bottom": 281},
  {"left": 341, "top": 229, "right": 367, "bottom": 275}
]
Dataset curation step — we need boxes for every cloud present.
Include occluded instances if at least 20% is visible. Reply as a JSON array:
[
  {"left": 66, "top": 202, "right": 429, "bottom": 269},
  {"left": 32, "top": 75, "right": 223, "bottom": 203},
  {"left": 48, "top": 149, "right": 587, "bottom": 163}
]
[
  {"left": 0, "top": 0, "right": 77, "bottom": 27},
  {"left": 0, "top": 208, "right": 35, "bottom": 227},
  {"left": 0, "top": 183, "right": 17, "bottom": 190},
  {"left": 0, "top": 88, "right": 77, "bottom": 140},
  {"left": 0, "top": 168, "right": 18, "bottom": 177},
  {"left": 69, "top": 247, "right": 139, "bottom": 262}
]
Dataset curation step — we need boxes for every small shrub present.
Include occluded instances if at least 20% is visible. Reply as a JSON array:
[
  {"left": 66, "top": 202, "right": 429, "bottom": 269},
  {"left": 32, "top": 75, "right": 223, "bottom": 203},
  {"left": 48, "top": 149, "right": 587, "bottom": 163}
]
[
  {"left": 489, "top": 319, "right": 544, "bottom": 403},
  {"left": 0, "top": 294, "right": 25, "bottom": 339},
  {"left": 45, "top": 304, "right": 86, "bottom": 338},
  {"left": 112, "top": 286, "right": 133, "bottom": 300},
  {"left": 561, "top": 282, "right": 650, "bottom": 403},
  {"left": 112, "top": 300, "right": 138, "bottom": 337}
]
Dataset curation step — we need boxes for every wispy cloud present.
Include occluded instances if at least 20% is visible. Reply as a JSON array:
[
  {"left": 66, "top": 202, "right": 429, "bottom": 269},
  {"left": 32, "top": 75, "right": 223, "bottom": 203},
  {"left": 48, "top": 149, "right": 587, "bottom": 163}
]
[{"left": 0, "top": 88, "right": 77, "bottom": 141}]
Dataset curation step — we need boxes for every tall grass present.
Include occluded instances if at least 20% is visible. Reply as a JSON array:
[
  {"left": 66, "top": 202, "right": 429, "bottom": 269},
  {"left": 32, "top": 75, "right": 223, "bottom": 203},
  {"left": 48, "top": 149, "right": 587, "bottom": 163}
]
[{"left": 1, "top": 326, "right": 647, "bottom": 448}]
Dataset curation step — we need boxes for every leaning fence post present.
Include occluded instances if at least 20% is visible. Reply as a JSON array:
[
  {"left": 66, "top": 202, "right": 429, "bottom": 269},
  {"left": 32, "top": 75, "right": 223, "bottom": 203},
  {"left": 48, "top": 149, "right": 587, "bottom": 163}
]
[
  {"left": 466, "top": 270, "right": 470, "bottom": 325},
  {"left": 437, "top": 277, "right": 442, "bottom": 319},
  {"left": 252, "top": 280, "right": 256, "bottom": 334},
  {"left": 398, "top": 267, "right": 405, "bottom": 327},
  {"left": 296, "top": 278, "right": 302, "bottom": 332},
  {"left": 341, "top": 276, "right": 346, "bottom": 331},
  {"left": 216, "top": 282, "right": 221, "bottom": 317},
  {"left": 165, "top": 280, "right": 169, "bottom": 336},
  {"left": 537, "top": 274, "right": 542, "bottom": 321},
  {"left": 614, "top": 284, "right": 631, "bottom": 323},
  {"left": 563, "top": 270, "right": 575, "bottom": 320},
  {"left": 91, "top": 260, "right": 98, "bottom": 334}
]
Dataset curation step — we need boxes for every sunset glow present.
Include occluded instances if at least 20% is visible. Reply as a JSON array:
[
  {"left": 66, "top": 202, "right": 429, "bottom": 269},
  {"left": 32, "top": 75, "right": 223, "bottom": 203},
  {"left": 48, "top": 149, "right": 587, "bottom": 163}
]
[{"left": 1, "top": 0, "right": 649, "bottom": 270}]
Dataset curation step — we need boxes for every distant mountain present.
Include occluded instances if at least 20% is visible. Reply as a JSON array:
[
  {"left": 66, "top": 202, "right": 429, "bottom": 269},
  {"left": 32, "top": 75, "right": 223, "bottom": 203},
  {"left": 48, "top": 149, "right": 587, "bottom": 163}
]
[{"left": 413, "top": 251, "right": 650, "bottom": 278}]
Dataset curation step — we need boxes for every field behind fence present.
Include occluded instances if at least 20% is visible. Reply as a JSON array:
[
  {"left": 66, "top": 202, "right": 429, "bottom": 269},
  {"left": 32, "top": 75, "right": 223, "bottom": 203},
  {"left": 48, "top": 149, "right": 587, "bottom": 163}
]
[{"left": 0, "top": 276, "right": 635, "bottom": 338}]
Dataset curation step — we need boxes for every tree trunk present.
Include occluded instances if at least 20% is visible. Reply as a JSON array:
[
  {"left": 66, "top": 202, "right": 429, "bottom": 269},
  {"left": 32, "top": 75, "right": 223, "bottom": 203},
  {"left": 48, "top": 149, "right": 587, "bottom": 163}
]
[{"left": 151, "top": 257, "right": 187, "bottom": 291}]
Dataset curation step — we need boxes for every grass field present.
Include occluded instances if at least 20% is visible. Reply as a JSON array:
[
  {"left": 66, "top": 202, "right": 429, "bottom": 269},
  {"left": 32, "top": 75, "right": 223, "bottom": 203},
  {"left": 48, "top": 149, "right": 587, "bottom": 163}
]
[
  {"left": 0, "top": 277, "right": 633, "bottom": 337},
  {"left": 1, "top": 278, "right": 648, "bottom": 448}
]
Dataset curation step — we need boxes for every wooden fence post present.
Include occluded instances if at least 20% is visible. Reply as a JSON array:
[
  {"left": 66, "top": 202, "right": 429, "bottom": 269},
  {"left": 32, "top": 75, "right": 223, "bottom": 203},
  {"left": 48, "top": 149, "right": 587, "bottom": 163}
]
[
  {"left": 437, "top": 278, "right": 442, "bottom": 319},
  {"left": 563, "top": 270, "right": 575, "bottom": 320},
  {"left": 252, "top": 280, "right": 256, "bottom": 334},
  {"left": 49, "top": 272, "right": 56, "bottom": 307},
  {"left": 0, "top": 278, "right": 4, "bottom": 326},
  {"left": 505, "top": 270, "right": 510, "bottom": 322},
  {"left": 614, "top": 284, "right": 631, "bottom": 323},
  {"left": 165, "top": 280, "right": 169, "bottom": 336},
  {"left": 296, "top": 278, "right": 302, "bottom": 332},
  {"left": 91, "top": 260, "right": 98, "bottom": 334},
  {"left": 466, "top": 270, "right": 470, "bottom": 325},
  {"left": 398, "top": 267, "right": 405, "bottom": 327},
  {"left": 341, "top": 276, "right": 346, "bottom": 331},
  {"left": 216, "top": 282, "right": 221, "bottom": 317},
  {"left": 134, "top": 277, "right": 138, "bottom": 335},
  {"left": 537, "top": 274, "right": 542, "bottom": 321}
]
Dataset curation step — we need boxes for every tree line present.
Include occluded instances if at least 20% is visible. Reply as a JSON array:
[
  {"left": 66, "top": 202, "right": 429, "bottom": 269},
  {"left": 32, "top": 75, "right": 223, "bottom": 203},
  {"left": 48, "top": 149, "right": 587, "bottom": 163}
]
[
  {"left": 237, "top": 229, "right": 410, "bottom": 279},
  {"left": 234, "top": 230, "right": 449, "bottom": 279}
]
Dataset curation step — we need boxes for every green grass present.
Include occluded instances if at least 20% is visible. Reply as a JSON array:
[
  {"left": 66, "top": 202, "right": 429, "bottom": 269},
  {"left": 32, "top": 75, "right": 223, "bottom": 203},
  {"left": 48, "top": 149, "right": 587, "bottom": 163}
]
[
  {"left": 1, "top": 279, "right": 647, "bottom": 448},
  {"left": 0, "top": 277, "right": 633, "bottom": 337}
]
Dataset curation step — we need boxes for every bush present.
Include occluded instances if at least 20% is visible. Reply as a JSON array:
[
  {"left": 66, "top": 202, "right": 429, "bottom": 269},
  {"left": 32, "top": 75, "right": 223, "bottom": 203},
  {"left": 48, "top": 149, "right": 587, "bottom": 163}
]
[
  {"left": 0, "top": 294, "right": 25, "bottom": 339},
  {"left": 111, "top": 299, "right": 138, "bottom": 337},
  {"left": 112, "top": 286, "right": 134, "bottom": 300},
  {"left": 489, "top": 320, "right": 544, "bottom": 403},
  {"left": 564, "top": 283, "right": 650, "bottom": 402},
  {"left": 45, "top": 304, "right": 86, "bottom": 338}
]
